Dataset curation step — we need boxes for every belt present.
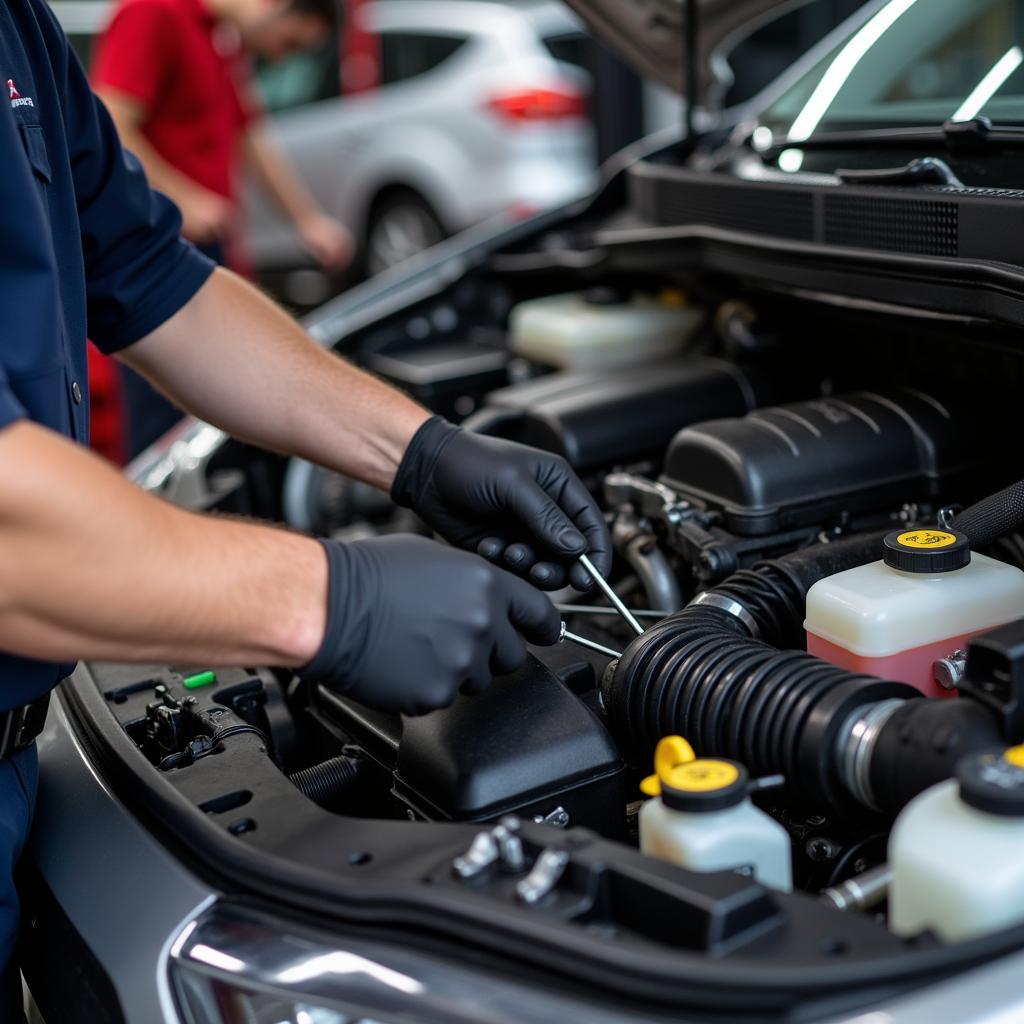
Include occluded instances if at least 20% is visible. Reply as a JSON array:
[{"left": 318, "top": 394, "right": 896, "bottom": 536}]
[{"left": 0, "top": 693, "right": 50, "bottom": 759}]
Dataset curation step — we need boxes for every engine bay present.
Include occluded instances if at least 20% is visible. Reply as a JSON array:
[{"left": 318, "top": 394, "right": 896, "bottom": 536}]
[{"left": 74, "top": 263, "right": 1024, "bottom": 1016}]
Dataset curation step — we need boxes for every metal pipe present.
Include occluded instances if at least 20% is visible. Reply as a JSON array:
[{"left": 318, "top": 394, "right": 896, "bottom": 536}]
[{"left": 822, "top": 865, "right": 892, "bottom": 913}]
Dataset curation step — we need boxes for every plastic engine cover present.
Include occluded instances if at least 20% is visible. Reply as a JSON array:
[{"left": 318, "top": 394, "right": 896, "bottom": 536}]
[
  {"left": 661, "top": 389, "right": 986, "bottom": 536},
  {"left": 393, "top": 657, "right": 624, "bottom": 835},
  {"left": 463, "top": 357, "right": 775, "bottom": 475}
]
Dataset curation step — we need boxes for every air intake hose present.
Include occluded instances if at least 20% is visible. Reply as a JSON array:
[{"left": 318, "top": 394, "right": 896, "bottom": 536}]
[
  {"left": 953, "top": 478, "right": 1024, "bottom": 549},
  {"left": 602, "top": 604, "right": 915, "bottom": 811},
  {"left": 603, "top": 534, "right": 917, "bottom": 811}
]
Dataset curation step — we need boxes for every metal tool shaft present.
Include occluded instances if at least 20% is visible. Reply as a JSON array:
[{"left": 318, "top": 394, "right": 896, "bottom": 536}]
[
  {"left": 556, "top": 604, "right": 664, "bottom": 621},
  {"left": 559, "top": 623, "right": 623, "bottom": 659},
  {"left": 578, "top": 553, "right": 645, "bottom": 636}
]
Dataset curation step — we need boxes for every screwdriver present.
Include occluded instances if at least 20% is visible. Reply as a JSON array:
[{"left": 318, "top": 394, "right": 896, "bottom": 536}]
[
  {"left": 559, "top": 622, "right": 623, "bottom": 660},
  {"left": 578, "top": 553, "right": 645, "bottom": 636}
]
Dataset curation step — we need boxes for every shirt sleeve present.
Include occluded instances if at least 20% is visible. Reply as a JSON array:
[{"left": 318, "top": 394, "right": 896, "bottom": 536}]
[
  {"left": 90, "top": 0, "right": 177, "bottom": 112},
  {"left": 55, "top": 29, "right": 216, "bottom": 353}
]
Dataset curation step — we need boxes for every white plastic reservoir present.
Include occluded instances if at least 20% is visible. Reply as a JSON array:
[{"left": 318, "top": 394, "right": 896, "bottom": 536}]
[
  {"left": 638, "top": 736, "right": 792, "bottom": 891},
  {"left": 805, "top": 529, "right": 1024, "bottom": 697},
  {"left": 890, "top": 746, "right": 1024, "bottom": 942},
  {"left": 509, "top": 289, "right": 702, "bottom": 370}
]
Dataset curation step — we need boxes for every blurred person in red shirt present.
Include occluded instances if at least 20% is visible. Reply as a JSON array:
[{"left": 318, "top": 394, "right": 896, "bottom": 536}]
[
  {"left": 92, "top": 0, "right": 351, "bottom": 270},
  {"left": 92, "top": 0, "right": 353, "bottom": 454}
]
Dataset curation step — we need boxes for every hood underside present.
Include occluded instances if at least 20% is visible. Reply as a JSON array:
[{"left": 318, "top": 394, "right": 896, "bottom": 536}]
[{"left": 562, "top": 0, "right": 815, "bottom": 101}]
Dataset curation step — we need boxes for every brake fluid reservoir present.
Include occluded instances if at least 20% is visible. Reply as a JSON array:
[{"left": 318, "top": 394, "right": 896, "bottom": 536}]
[
  {"left": 890, "top": 747, "right": 1024, "bottom": 942},
  {"left": 638, "top": 736, "right": 792, "bottom": 891},
  {"left": 509, "top": 288, "right": 701, "bottom": 370},
  {"left": 805, "top": 529, "right": 1024, "bottom": 697}
]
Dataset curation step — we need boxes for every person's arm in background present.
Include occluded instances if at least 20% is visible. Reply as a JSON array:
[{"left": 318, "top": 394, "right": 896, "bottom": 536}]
[
  {"left": 245, "top": 123, "right": 352, "bottom": 270},
  {"left": 90, "top": 0, "right": 232, "bottom": 244},
  {"left": 96, "top": 87, "right": 233, "bottom": 244}
]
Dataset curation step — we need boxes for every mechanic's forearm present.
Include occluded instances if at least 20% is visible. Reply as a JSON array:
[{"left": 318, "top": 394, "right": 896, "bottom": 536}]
[
  {"left": 120, "top": 268, "right": 431, "bottom": 490},
  {"left": 0, "top": 421, "right": 326, "bottom": 667},
  {"left": 246, "top": 127, "right": 321, "bottom": 226}
]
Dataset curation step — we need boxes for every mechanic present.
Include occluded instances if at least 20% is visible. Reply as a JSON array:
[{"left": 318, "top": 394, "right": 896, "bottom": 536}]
[
  {"left": 0, "top": 0, "right": 611, "bottom": 1016},
  {"left": 92, "top": 0, "right": 354, "bottom": 454}
]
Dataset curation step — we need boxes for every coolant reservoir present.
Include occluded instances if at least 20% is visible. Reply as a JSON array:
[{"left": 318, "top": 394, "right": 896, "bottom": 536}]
[
  {"left": 890, "top": 747, "right": 1024, "bottom": 942},
  {"left": 805, "top": 529, "right": 1024, "bottom": 697},
  {"left": 509, "top": 288, "right": 702, "bottom": 370},
  {"left": 638, "top": 736, "right": 792, "bottom": 891}
]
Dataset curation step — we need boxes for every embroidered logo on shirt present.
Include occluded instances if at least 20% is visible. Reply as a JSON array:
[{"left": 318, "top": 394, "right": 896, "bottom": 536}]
[{"left": 8, "top": 79, "right": 34, "bottom": 109}]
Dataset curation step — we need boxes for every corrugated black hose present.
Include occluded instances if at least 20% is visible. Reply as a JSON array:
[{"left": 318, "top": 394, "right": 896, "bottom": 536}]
[
  {"left": 288, "top": 754, "right": 365, "bottom": 810},
  {"left": 953, "top": 479, "right": 1024, "bottom": 549},
  {"left": 602, "top": 532, "right": 915, "bottom": 810}
]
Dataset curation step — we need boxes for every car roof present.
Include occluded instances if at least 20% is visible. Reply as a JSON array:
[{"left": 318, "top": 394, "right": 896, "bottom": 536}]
[{"left": 366, "top": 0, "right": 583, "bottom": 39}]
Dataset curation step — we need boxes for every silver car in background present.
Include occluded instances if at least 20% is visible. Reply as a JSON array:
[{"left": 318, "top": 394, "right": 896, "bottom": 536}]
[{"left": 248, "top": 0, "right": 597, "bottom": 293}]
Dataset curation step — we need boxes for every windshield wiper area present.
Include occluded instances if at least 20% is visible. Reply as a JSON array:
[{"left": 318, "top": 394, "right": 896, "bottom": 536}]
[
  {"left": 763, "top": 117, "right": 1024, "bottom": 158},
  {"left": 836, "top": 156, "right": 963, "bottom": 187}
]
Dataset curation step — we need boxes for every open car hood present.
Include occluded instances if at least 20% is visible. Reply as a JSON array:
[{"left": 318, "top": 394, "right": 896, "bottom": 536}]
[{"left": 562, "top": 0, "right": 812, "bottom": 103}]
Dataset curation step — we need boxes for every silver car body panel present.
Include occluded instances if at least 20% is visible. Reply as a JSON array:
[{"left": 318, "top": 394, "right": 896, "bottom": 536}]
[
  {"left": 245, "top": 0, "right": 597, "bottom": 271},
  {"left": 28, "top": 691, "right": 1024, "bottom": 1024}
]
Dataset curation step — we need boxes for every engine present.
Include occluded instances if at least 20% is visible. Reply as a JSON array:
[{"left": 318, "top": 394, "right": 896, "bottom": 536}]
[{"left": 113, "top": 288, "right": 1024, "bottom": 947}]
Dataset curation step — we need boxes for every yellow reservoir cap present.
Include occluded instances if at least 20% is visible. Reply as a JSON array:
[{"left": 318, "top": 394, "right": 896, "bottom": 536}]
[
  {"left": 640, "top": 735, "right": 742, "bottom": 795},
  {"left": 640, "top": 735, "right": 695, "bottom": 797},
  {"left": 895, "top": 529, "right": 958, "bottom": 550},
  {"left": 668, "top": 760, "right": 741, "bottom": 792},
  {"left": 1005, "top": 744, "right": 1024, "bottom": 768}
]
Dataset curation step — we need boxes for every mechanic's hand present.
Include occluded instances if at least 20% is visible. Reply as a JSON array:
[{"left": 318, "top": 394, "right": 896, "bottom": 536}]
[
  {"left": 296, "top": 211, "right": 354, "bottom": 271},
  {"left": 300, "top": 535, "right": 561, "bottom": 715},
  {"left": 180, "top": 187, "right": 234, "bottom": 245},
  {"left": 391, "top": 416, "right": 612, "bottom": 591}
]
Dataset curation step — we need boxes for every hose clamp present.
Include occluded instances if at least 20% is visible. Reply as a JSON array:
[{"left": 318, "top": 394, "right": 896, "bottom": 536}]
[
  {"left": 837, "top": 699, "right": 905, "bottom": 811},
  {"left": 687, "top": 592, "right": 760, "bottom": 638}
]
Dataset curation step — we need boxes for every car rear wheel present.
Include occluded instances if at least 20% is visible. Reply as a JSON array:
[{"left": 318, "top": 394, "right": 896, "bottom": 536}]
[{"left": 365, "top": 191, "right": 446, "bottom": 276}]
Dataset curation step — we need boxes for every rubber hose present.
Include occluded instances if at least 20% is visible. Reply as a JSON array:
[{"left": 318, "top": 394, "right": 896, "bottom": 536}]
[
  {"left": 288, "top": 755, "right": 365, "bottom": 809},
  {"left": 954, "top": 479, "right": 1024, "bottom": 549},
  {"left": 602, "top": 605, "right": 916, "bottom": 810},
  {"left": 701, "top": 531, "right": 888, "bottom": 648}
]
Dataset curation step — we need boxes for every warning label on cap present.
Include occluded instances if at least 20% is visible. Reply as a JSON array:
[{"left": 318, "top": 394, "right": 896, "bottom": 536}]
[{"left": 896, "top": 530, "right": 958, "bottom": 549}]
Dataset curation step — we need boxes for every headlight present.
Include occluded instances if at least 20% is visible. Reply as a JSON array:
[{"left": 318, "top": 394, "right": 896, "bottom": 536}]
[{"left": 169, "top": 903, "right": 421, "bottom": 1024}]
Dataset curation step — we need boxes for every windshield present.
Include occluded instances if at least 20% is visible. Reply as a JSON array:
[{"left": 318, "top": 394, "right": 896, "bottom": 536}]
[{"left": 761, "top": 0, "right": 1024, "bottom": 142}]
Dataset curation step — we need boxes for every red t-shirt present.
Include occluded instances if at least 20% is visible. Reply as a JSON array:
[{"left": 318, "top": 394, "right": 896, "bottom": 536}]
[{"left": 91, "top": 0, "right": 261, "bottom": 202}]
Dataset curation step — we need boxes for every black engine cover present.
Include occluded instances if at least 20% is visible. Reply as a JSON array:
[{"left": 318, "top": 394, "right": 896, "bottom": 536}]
[{"left": 662, "top": 389, "right": 991, "bottom": 536}]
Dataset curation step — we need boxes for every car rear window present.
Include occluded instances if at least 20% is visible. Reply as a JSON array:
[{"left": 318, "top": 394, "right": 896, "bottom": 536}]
[
  {"left": 542, "top": 32, "right": 587, "bottom": 71},
  {"left": 380, "top": 32, "right": 467, "bottom": 85}
]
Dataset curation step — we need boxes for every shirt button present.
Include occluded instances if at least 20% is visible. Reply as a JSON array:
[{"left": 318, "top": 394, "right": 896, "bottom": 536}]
[{"left": 71, "top": 381, "right": 82, "bottom": 405}]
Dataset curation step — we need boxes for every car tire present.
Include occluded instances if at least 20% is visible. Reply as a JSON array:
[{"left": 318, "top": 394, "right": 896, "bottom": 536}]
[{"left": 365, "top": 190, "right": 447, "bottom": 276}]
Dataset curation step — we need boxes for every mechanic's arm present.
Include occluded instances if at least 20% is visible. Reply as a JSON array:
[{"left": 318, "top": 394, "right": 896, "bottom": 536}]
[
  {"left": 96, "top": 88, "right": 234, "bottom": 245},
  {"left": 0, "top": 420, "right": 558, "bottom": 713},
  {"left": 245, "top": 125, "right": 352, "bottom": 269},
  {"left": 120, "top": 268, "right": 612, "bottom": 589},
  {"left": 0, "top": 420, "right": 325, "bottom": 667}
]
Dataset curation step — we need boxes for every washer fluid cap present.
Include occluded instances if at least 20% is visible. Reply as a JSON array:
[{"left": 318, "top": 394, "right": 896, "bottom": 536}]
[
  {"left": 883, "top": 528, "right": 970, "bottom": 574},
  {"left": 641, "top": 735, "right": 750, "bottom": 812},
  {"left": 958, "top": 750, "right": 1024, "bottom": 816}
]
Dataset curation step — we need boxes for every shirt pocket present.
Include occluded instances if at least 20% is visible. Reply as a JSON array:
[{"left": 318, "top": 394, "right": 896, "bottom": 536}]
[{"left": 18, "top": 122, "right": 52, "bottom": 187}]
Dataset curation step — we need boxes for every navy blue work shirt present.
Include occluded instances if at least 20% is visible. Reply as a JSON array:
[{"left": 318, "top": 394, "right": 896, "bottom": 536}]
[{"left": 0, "top": 0, "right": 215, "bottom": 710}]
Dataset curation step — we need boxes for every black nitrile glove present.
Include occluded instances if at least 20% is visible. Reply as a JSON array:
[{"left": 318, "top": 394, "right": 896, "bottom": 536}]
[
  {"left": 391, "top": 416, "right": 612, "bottom": 591},
  {"left": 300, "top": 535, "right": 561, "bottom": 715}
]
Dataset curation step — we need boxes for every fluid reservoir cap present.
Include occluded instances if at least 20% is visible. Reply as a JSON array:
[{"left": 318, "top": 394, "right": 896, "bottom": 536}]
[
  {"left": 957, "top": 749, "right": 1024, "bottom": 816},
  {"left": 641, "top": 735, "right": 750, "bottom": 812},
  {"left": 883, "top": 528, "right": 970, "bottom": 574}
]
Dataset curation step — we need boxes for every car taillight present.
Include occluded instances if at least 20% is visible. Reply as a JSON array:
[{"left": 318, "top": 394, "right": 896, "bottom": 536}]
[{"left": 486, "top": 85, "right": 587, "bottom": 122}]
